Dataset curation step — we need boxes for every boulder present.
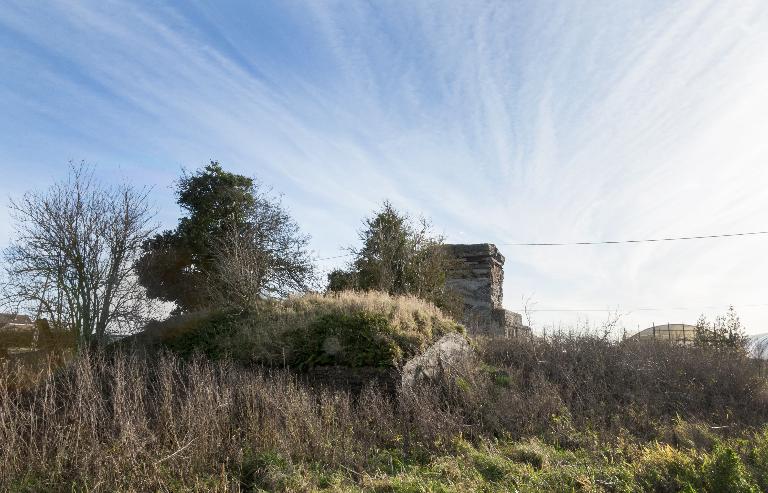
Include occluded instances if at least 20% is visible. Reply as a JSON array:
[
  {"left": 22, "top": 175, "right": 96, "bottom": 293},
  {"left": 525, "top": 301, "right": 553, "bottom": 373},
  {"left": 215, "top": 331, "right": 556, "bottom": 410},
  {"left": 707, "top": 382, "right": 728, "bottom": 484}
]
[{"left": 401, "top": 333, "right": 472, "bottom": 388}]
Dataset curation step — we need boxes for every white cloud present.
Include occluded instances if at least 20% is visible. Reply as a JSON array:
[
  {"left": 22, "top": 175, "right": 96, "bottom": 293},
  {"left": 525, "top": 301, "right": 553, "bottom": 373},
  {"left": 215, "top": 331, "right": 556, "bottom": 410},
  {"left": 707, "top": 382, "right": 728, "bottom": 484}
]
[{"left": 1, "top": 0, "right": 767, "bottom": 332}]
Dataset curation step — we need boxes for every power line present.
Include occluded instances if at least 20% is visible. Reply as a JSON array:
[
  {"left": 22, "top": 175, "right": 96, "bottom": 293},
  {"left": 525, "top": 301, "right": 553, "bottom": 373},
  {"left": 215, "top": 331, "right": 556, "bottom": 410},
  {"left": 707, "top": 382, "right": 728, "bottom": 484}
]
[
  {"left": 314, "top": 229, "right": 768, "bottom": 260},
  {"left": 511, "top": 303, "right": 768, "bottom": 313},
  {"left": 501, "top": 230, "right": 768, "bottom": 246},
  {"left": 315, "top": 253, "right": 354, "bottom": 261},
  {"left": 314, "top": 252, "right": 355, "bottom": 262}
]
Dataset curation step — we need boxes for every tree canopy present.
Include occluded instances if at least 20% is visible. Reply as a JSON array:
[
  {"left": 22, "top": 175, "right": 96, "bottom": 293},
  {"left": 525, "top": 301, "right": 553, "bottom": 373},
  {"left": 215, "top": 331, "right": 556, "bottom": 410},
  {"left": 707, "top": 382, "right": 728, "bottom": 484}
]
[
  {"left": 694, "top": 306, "right": 749, "bottom": 351},
  {"left": 136, "top": 162, "right": 314, "bottom": 312}
]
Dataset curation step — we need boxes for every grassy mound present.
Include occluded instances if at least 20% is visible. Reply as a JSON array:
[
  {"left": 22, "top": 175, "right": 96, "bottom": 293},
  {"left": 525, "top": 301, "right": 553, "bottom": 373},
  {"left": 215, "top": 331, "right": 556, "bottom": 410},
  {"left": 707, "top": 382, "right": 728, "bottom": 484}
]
[{"left": 135, "top": 291, "right": 464, "bottom": 368}]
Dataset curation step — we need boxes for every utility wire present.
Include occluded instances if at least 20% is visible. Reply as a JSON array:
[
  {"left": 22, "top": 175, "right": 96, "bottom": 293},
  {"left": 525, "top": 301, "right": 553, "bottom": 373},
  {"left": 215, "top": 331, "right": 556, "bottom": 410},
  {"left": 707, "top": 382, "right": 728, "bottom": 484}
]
[
  {"left": 314, "top": 252, "right": 355, "bottom": 261},
  {"left": 314, "top": 229, "right": 768, "bottom": 260},
  {"left": 311, "top": 231, "right": 768, "bottom": 315},
  {"left": 511, "top": 303, "right": 768, "bottom": 313},
  {"left": 501, "top": 230, "right": 768, "bottom": 246}
]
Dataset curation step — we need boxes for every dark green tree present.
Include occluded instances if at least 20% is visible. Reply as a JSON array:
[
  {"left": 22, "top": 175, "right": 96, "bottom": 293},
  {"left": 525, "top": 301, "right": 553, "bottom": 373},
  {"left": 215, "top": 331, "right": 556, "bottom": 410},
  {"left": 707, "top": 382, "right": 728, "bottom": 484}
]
[
  {"left": 137, "top": 162, "right": 313, "bottom": 312},
  {"left": 327, "top": 201, "right": 461, "bottom": 317}
]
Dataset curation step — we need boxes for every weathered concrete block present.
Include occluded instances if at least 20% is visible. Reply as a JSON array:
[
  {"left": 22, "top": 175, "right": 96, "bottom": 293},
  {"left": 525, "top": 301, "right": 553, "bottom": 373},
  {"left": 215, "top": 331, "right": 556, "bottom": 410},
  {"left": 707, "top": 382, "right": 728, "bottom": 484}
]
[{"left": 444, "top": 244, "right": 528, "bottom": 338}]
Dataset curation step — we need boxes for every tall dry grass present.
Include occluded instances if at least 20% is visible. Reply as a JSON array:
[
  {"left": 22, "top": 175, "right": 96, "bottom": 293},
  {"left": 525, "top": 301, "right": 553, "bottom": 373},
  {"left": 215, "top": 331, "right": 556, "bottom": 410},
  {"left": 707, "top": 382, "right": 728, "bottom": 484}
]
[
  {"left": 0, "top": 349, "right": 463, "bottom": 490},
  {"left": 479, "top": 332, "right": 768, "bottom": 437},
  {"left": 1, "top": 332, "right": 767, "bottom": 490}
]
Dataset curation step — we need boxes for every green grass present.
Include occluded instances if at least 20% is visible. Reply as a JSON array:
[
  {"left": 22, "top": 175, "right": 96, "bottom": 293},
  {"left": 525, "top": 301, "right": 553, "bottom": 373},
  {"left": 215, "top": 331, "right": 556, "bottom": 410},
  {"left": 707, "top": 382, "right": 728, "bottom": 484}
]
[
  {"left": 235, "top": 434, "right": 764, "bottom": 492},
  {"left": 15, "top": 429, "right": 761, "bottom": 492},
  {"left": 50, "top": 430, "right": 757, "bottom": 492}
]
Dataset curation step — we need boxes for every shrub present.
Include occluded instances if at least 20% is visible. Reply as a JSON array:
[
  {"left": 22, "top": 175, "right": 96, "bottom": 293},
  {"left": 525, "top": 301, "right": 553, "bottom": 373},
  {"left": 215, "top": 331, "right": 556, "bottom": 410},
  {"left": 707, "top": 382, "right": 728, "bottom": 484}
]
[
  {"left": 141, "top": 309, "right": 244, "bottom": 360},
  {"left": 289, "top": 312, "right": 404, "bottom": 368},
  {"left": 136, "top": 316, "right": 768, "bottom": 446},
  {"left": 694, "top": 306, "right": 749, "bottom": 351},
  {"left": 326, "top": 201, "right": 463, "bottom": 318},
  {"left": 749, "top": 426, "right": 768, "bottom": 491},
  {"left": 2, "top": 345, "right": 768, "bottom": 491},
  {"left": 704, "top": 445, "right": 759, "bottom": 493},
  {"left": 478, "top": 333, "right": 768, "bottom": 435}
]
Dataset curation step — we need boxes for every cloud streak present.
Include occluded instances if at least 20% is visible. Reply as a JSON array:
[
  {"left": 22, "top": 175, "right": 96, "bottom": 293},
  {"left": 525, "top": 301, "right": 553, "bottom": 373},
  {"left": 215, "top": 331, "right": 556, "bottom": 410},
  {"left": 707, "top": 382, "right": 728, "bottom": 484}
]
[{"left": 1, "top": 0, "right": 767, "bottom": 332}]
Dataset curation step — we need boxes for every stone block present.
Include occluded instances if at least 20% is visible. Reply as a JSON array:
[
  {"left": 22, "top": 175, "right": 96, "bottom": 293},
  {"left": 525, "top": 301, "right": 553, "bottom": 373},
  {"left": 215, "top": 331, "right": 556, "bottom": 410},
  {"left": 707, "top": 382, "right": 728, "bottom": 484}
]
[{"left": 445, "top": 243, "right": 528, "bottom": 338}]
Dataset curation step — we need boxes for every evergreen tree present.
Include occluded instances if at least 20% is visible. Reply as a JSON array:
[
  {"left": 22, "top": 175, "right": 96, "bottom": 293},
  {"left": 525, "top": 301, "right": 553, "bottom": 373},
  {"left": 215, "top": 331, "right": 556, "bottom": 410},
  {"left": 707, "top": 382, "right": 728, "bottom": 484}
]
[
  {"left": 328, "top": 201, "right": 460, "bottom": 317},
  {"left": 137, "top": 162, "right": 313, "bottom": 312}
]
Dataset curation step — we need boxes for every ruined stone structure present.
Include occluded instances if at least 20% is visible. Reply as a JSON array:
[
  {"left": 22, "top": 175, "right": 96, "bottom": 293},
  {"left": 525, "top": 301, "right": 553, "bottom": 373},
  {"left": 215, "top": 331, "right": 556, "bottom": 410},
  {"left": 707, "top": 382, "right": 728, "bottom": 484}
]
[{"left": 445, "top": 244, "right": 528, "bottom": 338}]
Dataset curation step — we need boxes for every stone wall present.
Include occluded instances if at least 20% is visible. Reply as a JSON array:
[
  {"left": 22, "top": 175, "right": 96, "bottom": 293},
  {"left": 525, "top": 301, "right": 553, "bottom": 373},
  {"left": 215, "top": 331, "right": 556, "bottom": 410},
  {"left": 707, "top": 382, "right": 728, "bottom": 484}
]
[{"left": 445, "top": 244, "right": 527, "bottom": 338}]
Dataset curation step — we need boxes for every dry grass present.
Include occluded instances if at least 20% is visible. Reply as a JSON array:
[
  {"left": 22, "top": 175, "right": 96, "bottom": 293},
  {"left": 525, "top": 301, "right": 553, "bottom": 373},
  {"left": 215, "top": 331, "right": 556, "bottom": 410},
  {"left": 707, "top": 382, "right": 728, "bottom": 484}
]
[
  {"left": 0, "top": 350, "right": 393, "bottom": 490},
  {"left": 478, "top": 332, "right": 768, "bottom": 437},
  {"left": 2, "top": 328, "right": 768, "bottom": 490},
  {"left": 280, "top": 290, "right": 459, "bottom": 334},
  {"left": 248, "top": 290, "right": 463, "bottom": 362}
]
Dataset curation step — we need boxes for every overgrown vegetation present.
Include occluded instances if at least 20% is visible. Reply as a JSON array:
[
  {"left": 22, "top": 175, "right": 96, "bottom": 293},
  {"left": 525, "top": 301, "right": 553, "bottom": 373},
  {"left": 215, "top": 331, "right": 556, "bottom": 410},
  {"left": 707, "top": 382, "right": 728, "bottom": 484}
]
[
  {"left": 2, "top": 163, "right": 768, "bottom": 491},
  {"left": 695, "top": 305, "right": 750, "bottom": 349},
  {"left": 327, "top": 201, "right": 462, "bottom": 318},
  {"left": 134, "top": 291, "right": 464, "bottom": 369},
  {"left": 478, "top": 334, "right": 766, "bottom": 434},
  {"left": 2, "top": 330, "right": 767, "bottom": 491}
]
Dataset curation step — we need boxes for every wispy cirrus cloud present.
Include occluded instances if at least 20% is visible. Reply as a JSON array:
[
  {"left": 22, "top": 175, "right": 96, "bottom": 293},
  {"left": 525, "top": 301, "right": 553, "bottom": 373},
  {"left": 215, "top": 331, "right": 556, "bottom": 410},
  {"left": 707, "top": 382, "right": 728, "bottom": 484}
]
[{"left": 1, "top": 0, "right": 767, "bottom": 332}]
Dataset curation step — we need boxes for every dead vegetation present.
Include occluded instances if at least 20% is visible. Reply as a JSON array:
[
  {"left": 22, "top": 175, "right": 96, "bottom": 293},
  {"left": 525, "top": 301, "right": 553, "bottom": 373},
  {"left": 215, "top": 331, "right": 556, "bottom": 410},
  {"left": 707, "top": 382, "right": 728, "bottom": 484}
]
[{"left": 1, "top": 330, "right": 766, "bottom": 490}]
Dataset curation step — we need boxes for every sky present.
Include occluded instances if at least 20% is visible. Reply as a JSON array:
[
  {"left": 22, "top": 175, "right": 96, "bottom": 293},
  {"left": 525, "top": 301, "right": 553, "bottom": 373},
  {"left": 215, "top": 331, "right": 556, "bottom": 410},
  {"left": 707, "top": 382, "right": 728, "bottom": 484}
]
[{"left": 1, "top": 0, "right": 768, "bottom": 335}]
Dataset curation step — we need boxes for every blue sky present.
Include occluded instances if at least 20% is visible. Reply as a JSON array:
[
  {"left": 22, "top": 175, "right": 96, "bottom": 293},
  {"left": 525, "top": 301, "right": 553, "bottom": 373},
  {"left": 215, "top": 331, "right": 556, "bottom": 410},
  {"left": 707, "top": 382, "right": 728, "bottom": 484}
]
[{"left": 2, "top": 1, "right": 768, "bottom": 334}]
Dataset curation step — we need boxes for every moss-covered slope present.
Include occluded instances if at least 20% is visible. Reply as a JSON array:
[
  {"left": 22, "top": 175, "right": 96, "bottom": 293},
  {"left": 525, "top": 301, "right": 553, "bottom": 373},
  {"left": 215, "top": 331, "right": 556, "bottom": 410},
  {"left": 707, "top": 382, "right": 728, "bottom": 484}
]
[{"left": 134, "top": 291, "right": 464, "bottom": 368}]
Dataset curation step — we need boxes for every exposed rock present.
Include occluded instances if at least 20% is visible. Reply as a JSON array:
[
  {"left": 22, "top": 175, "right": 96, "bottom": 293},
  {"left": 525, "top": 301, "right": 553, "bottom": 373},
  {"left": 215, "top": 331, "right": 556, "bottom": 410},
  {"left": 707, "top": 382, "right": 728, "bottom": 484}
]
[
  {"left": 401, "top": 333, "right": 472, "bottom": 388},
  {"left": 321, "top": 336, "right": 343, "bottom": 356}
]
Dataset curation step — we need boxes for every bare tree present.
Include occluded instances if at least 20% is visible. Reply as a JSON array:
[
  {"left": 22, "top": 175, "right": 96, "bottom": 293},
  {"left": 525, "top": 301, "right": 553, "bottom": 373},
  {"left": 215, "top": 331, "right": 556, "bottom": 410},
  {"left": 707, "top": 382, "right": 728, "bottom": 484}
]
[
  {"left": 2, "top": 163, "right": 156, "bottom": 345},
  {"left": 206, "top": 191, "right": 315, "bottom": 310}
]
